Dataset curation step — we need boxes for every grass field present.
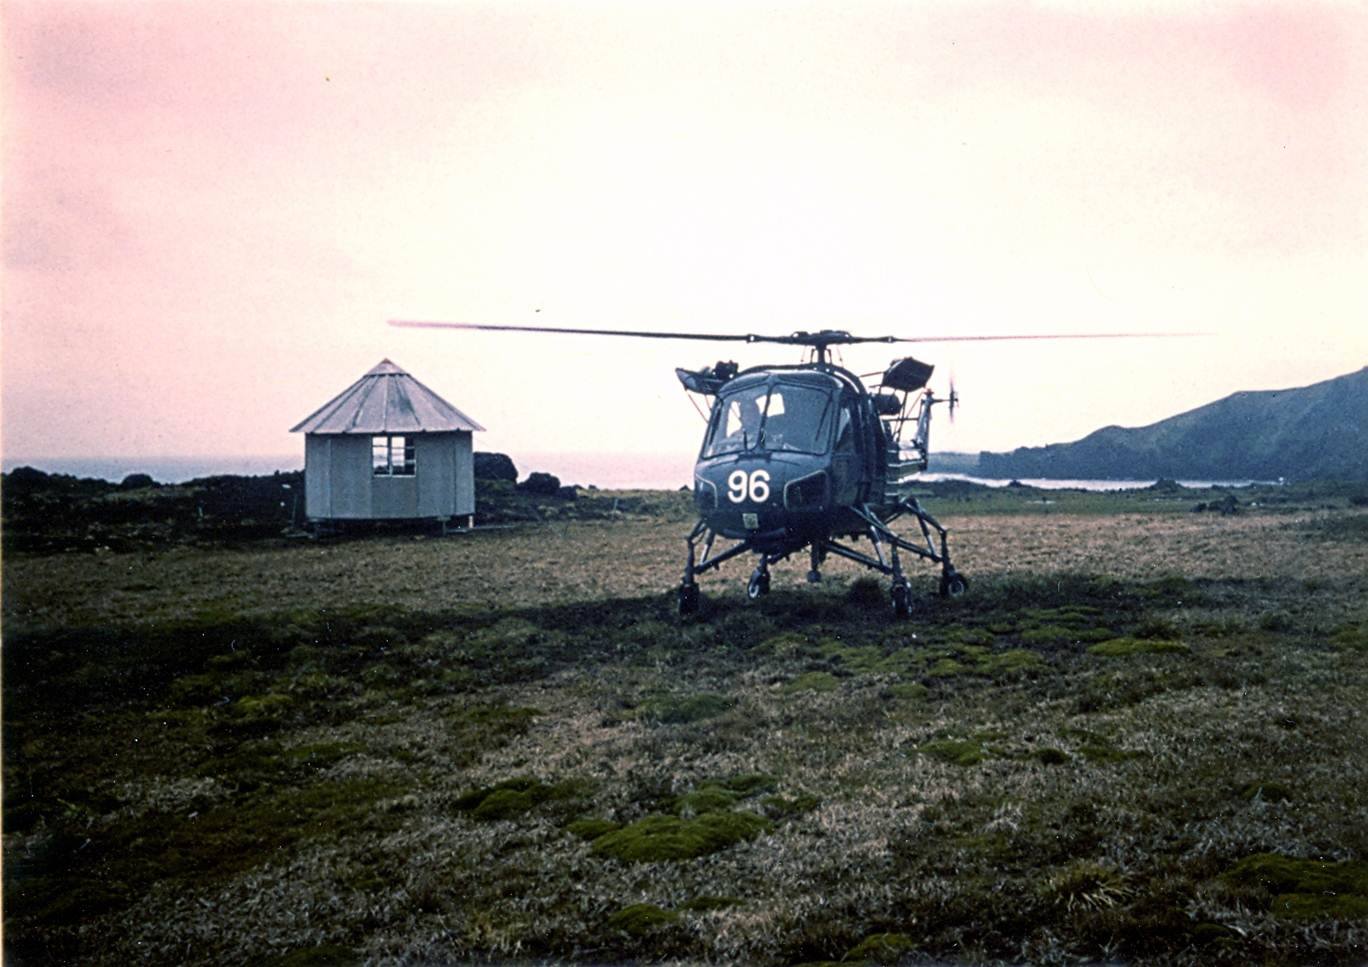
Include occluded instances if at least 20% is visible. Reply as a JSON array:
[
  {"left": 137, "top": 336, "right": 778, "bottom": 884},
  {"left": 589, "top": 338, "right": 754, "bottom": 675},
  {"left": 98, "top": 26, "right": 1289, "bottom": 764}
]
[{"left": 4, "top": 486, "right": 1368, "bottom": 965}]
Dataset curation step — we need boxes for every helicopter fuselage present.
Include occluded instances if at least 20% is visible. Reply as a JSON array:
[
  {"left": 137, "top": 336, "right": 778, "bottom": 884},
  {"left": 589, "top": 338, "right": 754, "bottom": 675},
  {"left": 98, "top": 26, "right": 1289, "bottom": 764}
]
[{"left": 691, "top": 365, "right": 886, "bottom": 555}]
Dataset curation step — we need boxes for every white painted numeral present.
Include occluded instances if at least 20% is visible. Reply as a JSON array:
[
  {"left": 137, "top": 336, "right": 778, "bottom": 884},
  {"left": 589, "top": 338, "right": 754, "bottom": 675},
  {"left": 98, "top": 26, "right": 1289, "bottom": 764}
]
[
  {"left": 726, "top": 469, "right": 770, "bottom": 504},
  {"left": 749, "top": 469, "right": 770, "bottom": 503}
]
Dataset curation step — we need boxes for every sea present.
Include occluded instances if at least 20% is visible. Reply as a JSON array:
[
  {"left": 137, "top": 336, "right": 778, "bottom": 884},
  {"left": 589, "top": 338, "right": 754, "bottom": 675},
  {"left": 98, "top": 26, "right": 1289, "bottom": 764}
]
[{"left": 2, "top": 452, "right": 1272, "bottom": 493}]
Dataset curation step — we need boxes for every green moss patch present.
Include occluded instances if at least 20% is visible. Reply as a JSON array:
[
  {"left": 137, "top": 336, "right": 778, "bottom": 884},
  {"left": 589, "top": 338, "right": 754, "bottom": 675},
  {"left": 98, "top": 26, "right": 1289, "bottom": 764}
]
[
  {"left": 753, "top": 631, "right": 816, "bottom": 657},
  {"left": 604, "top": 902, "right": 681, "bottom": 936},
  {"left": 1272, "top": 893, "right": 1368, "bottom": 920},
  {"left": 784, "top": 671, "right": 840, "bottom": 693},
  {"left": 715, "top": 773, "right": 779, "bottom": 796},
  {"left": 925, "top": 657, "right": 966, "bottom": 678},
  {"left": 590, "top": 810, "right": 772, "bottom": 862},
  {"left": 673, "top": 775, "right": 778, "bottom": 817},
  {"left": 674, "top": 785, "right": 741, "bottom": 816},
  {"left": 1076, "top": 739, "right": 1143, "bottom": 764},
  {"left": 1012, "top": 604, "right": 1118, "bottom": 646},
  {"left": 1223, "top": 853, "right": 1368, "bottom": 899},
  {"left": 944, "top": 626, "right": 995, "bottom": 646},
  {"left": 979, "top": 648, "right": 1045, "bottom": 676},
  {"left": 917, "top": 738, "right": 988, "bottom": 767},
  {"left": 887, "top": 682, "right": 929, "bottom": 702},
  {"left": 454, "top": 775, "right": 591, "bottom": 822},
  {"left": 231, "top": 692, "right": 294, "bottom": 724},
  {"left": 1025, "top": 605, "right": 1104, "bottom": 621},
  {"left": 1222, "top": 853, "right": 1368, "bottom": 920},
  {"left": 1088, "top": 637, "right": 1190, "bottom": 657},
  {"left": 1330, "top": 624, "right": 1368, "bottom": 651},
  {"left": 639, "top": 691, "right": 731, "bottom": 724},
  {"left": 1021, "top": 624, "right": 1114, "bottom": 644},
  {"left": 845, "top": 932, "right": 918, "bottom": 964}
]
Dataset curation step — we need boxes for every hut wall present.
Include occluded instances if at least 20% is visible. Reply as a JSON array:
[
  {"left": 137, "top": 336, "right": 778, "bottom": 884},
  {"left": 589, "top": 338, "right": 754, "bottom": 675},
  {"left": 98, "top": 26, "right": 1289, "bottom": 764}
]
[
  {"left": 454, "top": 432, "right": 474, "bottom": 517},
  {"left": 413, "top": 433, "right": 455, "bottom": 518},
  {"left": 331, "top": 435, "right": 374, "bottom": 518},
  {"left": 372, "top": 471, "right": 420, "bottom": 518},
  {"left": 305, "top": 432, "right": 475, "bottom": 521},
  {"left": 304, "top": 435, "right": 333, "bottom": 518},
  {"left": 304, "top": 434, "right": 372, "bottom": 519}
]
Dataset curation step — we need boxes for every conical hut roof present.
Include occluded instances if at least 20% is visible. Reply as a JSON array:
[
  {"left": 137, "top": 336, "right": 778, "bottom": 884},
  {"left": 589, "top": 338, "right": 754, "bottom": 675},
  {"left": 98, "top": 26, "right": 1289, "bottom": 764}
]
[{"left": 290, "top": 359, "right": 485, "bottom": 434}]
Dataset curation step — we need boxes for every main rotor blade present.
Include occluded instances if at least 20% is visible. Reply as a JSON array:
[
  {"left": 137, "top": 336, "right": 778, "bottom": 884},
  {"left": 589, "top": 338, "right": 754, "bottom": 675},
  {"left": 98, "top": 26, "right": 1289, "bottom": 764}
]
[
  {"left": 391, "top": 319, "right": 1203, "bottom": 347},
  {"left": 389, "top": 320, "right": 758, "bottom": 342},
  {"left": 889, "top": 331, "right": 1203, "bottom": 343}
]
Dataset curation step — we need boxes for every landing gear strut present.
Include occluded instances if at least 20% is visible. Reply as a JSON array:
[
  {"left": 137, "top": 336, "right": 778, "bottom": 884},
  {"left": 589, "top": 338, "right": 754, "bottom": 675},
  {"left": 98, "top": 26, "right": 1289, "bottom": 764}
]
[
  {"left": 890, "top": 580, "right": 912, "bottom": 617},
  {"left": 940, "top": 569, "right": 969, "bottom": 598},
  {"left": 678, "top": 581, "right": 700, "bottom": 616},
  {"left": 747, "top": 561, "right": 772, "bottom": 599},
  {"left": 676, "top": 495, "right": 968, "bottom": 618}
]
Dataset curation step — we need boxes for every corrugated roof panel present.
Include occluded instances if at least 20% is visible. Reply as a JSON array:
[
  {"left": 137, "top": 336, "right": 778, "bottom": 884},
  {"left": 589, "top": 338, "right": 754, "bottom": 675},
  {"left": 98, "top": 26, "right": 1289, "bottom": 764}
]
[{"left": 290, "top": 359, "right": 485, "bottom": 434}]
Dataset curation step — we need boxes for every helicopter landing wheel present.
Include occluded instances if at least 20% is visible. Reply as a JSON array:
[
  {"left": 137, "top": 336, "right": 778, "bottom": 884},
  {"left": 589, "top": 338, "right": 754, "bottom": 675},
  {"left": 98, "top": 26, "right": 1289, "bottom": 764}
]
[
  {"left": 891, "top": 581, "right": 912, "bottom": 618},
  {"left": 678, "top": 582, "right": 700, "bottom": 616},
  {"left": 939, "top": 570, "right": 969, "bottom": 599},
  {"left": 747, "top": 569, "right": 771, "bottom": 600}
]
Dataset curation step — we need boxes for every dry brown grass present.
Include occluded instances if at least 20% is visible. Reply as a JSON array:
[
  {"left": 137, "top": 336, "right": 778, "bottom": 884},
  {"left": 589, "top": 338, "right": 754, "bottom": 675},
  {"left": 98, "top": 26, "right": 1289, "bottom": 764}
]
[{"left": 7, "top": 507, "right": 1366, "bottom": 629}]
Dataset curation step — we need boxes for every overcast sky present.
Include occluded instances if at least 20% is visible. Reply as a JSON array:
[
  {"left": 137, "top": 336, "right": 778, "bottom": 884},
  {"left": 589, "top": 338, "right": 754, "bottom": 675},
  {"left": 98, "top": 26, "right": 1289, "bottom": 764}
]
[{"left": 4, "top": 0, "right": 1366, "bottom": 468}]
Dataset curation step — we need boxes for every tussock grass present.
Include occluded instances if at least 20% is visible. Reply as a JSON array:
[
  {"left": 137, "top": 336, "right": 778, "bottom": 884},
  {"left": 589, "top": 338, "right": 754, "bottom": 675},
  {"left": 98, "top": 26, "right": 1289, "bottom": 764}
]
[{"left": 5, "top": 497, "right": 1368, "bottom": 964}]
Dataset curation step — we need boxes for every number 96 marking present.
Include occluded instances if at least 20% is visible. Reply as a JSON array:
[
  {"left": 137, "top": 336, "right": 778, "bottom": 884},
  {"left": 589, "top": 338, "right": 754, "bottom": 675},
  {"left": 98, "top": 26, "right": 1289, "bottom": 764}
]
[{"left": 726, "top": 469, "right": 771, "bottom": 504}]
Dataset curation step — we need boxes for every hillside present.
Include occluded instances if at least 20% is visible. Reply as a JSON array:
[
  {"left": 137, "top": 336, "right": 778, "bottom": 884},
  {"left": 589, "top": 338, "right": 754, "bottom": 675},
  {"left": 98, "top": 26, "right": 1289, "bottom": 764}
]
[{"left": 978, "top": 366, "right": 1368, "bottom": 481}]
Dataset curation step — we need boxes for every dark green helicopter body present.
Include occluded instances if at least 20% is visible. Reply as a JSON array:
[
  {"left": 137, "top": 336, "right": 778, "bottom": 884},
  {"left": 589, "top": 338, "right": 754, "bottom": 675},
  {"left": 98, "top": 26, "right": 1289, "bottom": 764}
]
[
  {"left": 678, "top": 341, "right": 962, "bottom": 616},
  {"left": 389, "top": 319, "right": 1177, "bottom": 616}
]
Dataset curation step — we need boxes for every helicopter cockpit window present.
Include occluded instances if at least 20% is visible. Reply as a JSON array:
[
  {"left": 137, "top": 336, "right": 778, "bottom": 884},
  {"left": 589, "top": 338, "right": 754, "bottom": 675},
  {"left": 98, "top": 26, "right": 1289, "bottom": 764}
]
[
  {"left": 762, "top": 385, "right": 833, "bottom": 453},
  {"left": 834, "top": 402, "right": 857, "bottom": 453},
  {"left": 703, "top": 386, "right": 765, "bottom": 457},
  {"left": 702, "top": 382, "right": 834, "bottom": 457}
]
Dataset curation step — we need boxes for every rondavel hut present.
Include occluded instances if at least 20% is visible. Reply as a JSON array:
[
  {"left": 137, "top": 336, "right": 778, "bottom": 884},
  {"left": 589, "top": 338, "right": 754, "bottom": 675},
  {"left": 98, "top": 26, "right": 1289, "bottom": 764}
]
[{"left": 290, "top": 359, "right": 485, "bottom": 530}]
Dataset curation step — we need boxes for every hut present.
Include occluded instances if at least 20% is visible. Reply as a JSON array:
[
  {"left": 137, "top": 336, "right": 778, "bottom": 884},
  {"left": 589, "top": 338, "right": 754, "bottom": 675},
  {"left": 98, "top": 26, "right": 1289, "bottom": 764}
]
[{"left": 290, "top": 359, "right": 485, "bottom": 528}]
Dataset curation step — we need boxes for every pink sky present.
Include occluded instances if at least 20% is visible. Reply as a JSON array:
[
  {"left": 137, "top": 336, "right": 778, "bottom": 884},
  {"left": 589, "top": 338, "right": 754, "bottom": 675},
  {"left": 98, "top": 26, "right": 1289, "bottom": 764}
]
[{"left": 4, "top": 1, "right": 1366, "bottom": 467}]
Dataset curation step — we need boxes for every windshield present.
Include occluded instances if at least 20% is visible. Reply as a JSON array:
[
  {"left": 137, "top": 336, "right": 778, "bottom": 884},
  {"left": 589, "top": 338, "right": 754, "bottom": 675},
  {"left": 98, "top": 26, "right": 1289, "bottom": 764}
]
[{"left": 702, "top": 382, "right": 835, "bottom": 457}]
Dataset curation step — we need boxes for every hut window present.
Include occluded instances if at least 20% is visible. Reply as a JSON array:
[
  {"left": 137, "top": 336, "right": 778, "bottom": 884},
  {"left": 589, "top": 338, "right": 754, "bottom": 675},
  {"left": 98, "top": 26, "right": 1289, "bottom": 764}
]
[{"left": 371, "top": 435, "right": 416, "bottom": 476}]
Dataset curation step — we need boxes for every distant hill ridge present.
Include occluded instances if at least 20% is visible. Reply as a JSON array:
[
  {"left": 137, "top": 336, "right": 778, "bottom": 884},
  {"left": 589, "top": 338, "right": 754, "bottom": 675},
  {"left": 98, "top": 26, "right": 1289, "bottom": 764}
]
[{"left": 977, "top": 366, "right": 1368, "bottom": 481}]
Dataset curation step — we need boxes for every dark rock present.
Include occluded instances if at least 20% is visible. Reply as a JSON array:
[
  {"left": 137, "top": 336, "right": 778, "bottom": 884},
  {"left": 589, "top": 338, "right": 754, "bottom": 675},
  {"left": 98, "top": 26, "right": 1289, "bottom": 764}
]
[
  {"left": 473, "top": 452, "right": 518, "bottom": 482},
  {"left": 6, "top": 466, "right": 51, "bottom": 488},
  {"left": 119, "top": 473, "right": 158, "bottom": 491},
  {"left": 518, "top": 472, "right": 561, "bottom": 496}
]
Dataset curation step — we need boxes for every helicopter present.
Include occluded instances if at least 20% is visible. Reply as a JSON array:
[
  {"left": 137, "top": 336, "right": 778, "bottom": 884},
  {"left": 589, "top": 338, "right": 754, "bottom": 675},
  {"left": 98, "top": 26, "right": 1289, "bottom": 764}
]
[{"left": 390, "top": 320, "right": 1166, "bottom": 617}]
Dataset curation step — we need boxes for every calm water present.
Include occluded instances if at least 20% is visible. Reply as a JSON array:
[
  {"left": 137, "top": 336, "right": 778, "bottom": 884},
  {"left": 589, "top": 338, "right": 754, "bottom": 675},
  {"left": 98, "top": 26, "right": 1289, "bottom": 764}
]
[
  {"left": 2, "top": 454, "right": 304, "bottom": 483},
  {"left": 2, "top": 453, "right": 1269, "bottom": 492},
  {"left": 918, "top": 472, "right": 1275, "bottom": 491}
]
